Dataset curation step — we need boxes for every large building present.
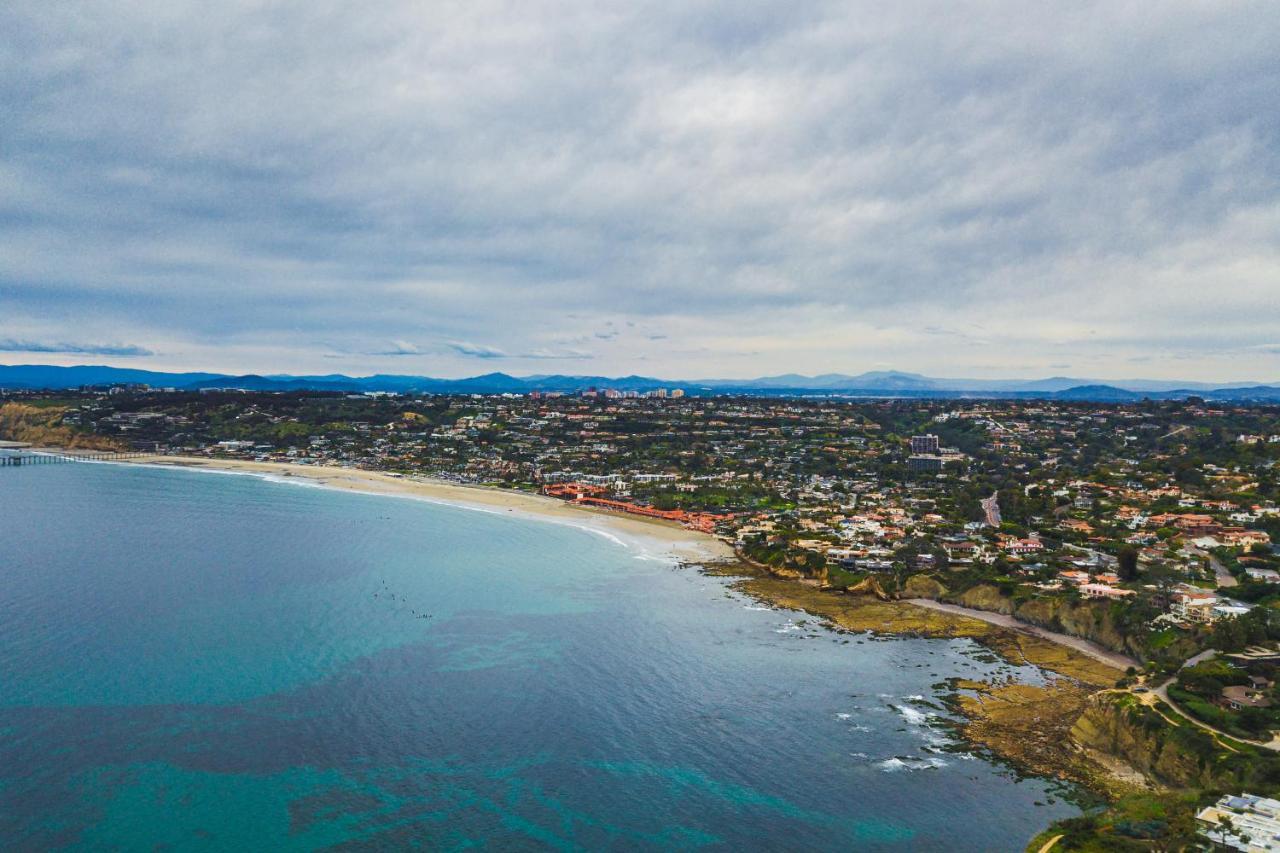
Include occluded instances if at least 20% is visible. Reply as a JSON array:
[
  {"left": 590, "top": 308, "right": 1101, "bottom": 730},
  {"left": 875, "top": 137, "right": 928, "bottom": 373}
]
[
  {"left": 910, "top": 434, "right": 940, "bottom": 454},
  {"left": 1197, "top": 793, "right": 1280, "bottom": 851},
  {"left": 907, "top": 454, "right": 943, "bottom": 473}
]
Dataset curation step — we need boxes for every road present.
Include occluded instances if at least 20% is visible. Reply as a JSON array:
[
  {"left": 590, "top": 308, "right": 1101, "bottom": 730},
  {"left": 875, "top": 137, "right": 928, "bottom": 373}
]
[
  {"left": 980, "top": 492, "right": 1001, "bottom": 528},
  {"left": 1143, "top": 649, "right": 1280, "bottom": 752},
  {"left": 1188, "top": 544, "right": 1237, "bottom": 588}
]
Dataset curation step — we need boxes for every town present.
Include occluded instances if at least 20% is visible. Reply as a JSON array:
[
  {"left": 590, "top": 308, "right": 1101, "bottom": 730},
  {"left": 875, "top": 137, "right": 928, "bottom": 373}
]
[{"left": 6, "top": 385, "right": 1280, "bottom": 848}]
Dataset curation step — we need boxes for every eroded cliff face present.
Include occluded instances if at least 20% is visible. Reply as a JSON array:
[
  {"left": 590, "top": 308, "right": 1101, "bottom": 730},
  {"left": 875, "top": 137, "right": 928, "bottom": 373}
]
[
  {"left": 0, "top": 403, "right": 116, "bottom": 449},
  {"left": 841, "top": 575, "right": 892, "bottom": 600},
  {"left": 1012, "top": 593, "right": 1144, "bottom": 660},
  {"left": 911, "top": 579, "right": 1145, "bottom": 660},
  {"left": 1071, "top": 692, "right": 1265, "bottom": 791}
]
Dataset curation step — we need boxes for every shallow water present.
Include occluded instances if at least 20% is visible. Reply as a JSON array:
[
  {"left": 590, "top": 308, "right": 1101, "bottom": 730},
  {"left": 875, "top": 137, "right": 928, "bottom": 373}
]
[{"left": 0, "top": 461, "right": 1079, "bottom": 849}]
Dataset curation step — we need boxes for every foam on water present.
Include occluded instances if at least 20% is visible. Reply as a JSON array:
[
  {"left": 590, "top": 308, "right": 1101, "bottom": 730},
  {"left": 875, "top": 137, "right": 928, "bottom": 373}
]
[{"left": 876, "top": 756, "right": 949, "bottom": 772}]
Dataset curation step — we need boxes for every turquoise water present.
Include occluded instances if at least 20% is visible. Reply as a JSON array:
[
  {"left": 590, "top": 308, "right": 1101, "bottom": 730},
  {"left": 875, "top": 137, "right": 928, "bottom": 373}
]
[{"left": 0, "top": 461, "right": 1080, "bottom": 849}]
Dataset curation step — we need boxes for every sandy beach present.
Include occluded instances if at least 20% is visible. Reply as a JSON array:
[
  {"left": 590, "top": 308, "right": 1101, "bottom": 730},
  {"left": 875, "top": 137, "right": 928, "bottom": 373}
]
[
  {"left": 31, "top": 449, "right": 1135, "bottom": 676},
  {"left": 116, "top": 454, "right": 736, "bottom": 564}
]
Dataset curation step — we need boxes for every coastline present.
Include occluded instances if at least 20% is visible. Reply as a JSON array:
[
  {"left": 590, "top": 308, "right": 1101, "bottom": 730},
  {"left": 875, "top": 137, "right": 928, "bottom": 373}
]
[
  {"left": 40, "top": 449, "right": 1152, "bottom": 829},
  {"left": 111, "top": 454, "right": 735, "bottom": 564},
  {"left": 714, "top": 564, "right": 1144, "bottom": 801},
  {"left": 42, "top": 450, "right": 1133, "bottom": 671},
  {"left": 902, "top": 598, "right": 1139, "bottom": 671}
]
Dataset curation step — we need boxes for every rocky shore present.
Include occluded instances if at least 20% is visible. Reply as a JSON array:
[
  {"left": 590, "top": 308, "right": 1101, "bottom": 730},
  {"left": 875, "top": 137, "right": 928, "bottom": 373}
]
[{"left": 705, "top": 561, "right": 1147, "bottom": 804}]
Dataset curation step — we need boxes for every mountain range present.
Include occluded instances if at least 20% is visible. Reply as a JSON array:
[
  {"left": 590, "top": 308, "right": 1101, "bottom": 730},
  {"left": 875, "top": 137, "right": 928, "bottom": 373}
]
[{"left": 3, "top": 364, "right": 1280, "bottom": 402}]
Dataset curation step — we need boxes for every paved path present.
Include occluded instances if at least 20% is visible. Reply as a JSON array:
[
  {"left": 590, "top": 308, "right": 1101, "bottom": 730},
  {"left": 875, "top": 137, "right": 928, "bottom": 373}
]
[
  {"left": 1143, "top": 649, "right": 1280, "bottom": 752},
  {"left": 1035, "top": 833, "right": 1063, "bottom": 853},
  {"left": 902, "top": 599, "right": 1139, "bottom": 670},
  {"left": 1188, "top": 545, "right": 1237, "bottom": 588}
]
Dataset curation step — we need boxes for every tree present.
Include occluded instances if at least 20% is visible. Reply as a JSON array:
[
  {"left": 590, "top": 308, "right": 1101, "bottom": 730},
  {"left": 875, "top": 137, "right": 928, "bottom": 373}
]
[{"left": 1117, "top": 545, "right": 1140, "bottom": 582}]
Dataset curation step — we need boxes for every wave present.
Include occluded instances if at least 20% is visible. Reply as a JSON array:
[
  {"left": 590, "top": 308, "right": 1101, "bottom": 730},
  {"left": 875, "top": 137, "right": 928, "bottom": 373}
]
[
  {"left": 892, "top": 704, "right": 929, "bottom": 726},
  {"left": 128, "top": 461, "right": 682, "bottom": 565},
  {"left": 876, "top": 756, "right": 948, "bottom": 772}
]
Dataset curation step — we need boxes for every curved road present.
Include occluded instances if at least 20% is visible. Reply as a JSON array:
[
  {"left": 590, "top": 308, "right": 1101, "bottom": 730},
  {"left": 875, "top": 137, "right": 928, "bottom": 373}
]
[{"left": 1143, "top": 649, "right": 1280, "bottom": 752}]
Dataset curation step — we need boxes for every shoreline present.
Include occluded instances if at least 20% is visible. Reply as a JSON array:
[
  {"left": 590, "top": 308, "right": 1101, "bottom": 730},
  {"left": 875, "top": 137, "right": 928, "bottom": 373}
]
[
  {"left": 39, "top": 449, "right": 1135, "bottom": 674},
  {"left": 109, "top": 454, "right": 736, "bottom": 564},
  {"left": 37, "top": 448, "right": 1147, "bottom": 825},
  {"left": 37, "top": 449, "right": 1135, "bottom": 671}
]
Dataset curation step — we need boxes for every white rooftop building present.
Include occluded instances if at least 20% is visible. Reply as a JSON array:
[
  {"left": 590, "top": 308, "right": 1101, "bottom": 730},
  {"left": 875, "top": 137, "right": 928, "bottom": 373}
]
[{"left": 1198, "top": 793, "right": 1280, "bottom": 851}]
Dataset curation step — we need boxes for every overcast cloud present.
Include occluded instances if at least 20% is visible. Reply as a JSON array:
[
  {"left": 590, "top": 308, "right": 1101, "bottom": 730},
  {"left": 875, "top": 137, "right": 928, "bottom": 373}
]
[{"left": 2, "top": 1, "right": 1278, "bottom": 380}]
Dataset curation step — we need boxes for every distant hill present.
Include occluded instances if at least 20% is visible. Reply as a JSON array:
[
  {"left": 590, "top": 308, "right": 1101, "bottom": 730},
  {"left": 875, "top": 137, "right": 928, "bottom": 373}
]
[
  {"left": 0, "top": 364, "right": 225, "bottom": 389},
  {"left": 1051, "top": 384, "right": 1144, "bottom": 402},
  {"left": 3, "top": 363, "right": 1279, "bottom": 402}
]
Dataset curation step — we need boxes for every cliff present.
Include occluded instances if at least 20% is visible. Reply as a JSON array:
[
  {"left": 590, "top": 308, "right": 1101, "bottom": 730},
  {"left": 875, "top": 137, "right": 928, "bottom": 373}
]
[
  {"left": 842, "top": 575, "right": 892, "bottom": 600},
  {"left": 904, "top": 578, "right": 1200, "bottom": 664},
  {"left": 957, "top": 584, "right": 1142, "bottom": 659},
  {"left": 0, "top": 403, "right": 117, "bottom": 450},
  {"left": 1071, "top": 692, "right": 1278, "bottom": 791}
]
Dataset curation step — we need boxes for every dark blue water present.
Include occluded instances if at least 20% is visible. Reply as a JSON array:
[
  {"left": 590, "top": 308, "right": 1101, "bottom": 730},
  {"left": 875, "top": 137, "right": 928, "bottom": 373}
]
[{"left": 0, "top": 461, "right": 1079, "bottom": 849}]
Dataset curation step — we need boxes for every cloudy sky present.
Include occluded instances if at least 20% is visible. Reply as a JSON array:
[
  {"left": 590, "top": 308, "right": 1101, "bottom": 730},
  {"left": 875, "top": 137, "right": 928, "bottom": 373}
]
[{"left": 2, "top": 1, "right": 1278, "bottom": 381}]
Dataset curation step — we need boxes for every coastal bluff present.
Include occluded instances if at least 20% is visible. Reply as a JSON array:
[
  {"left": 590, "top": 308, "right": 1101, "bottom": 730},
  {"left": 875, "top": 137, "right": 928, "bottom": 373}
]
[
  {"left": 1071, "top": 692, "right": 1280, "bottom": 791},
  {"left": 897, "top": 577, "right": 1185, "bottom": 664}
]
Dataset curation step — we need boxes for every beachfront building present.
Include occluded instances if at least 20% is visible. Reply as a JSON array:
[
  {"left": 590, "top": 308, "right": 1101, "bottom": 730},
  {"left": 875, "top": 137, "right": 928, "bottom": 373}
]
[{"left": 1197, "top": 793, "right": 1280, "bottom": 851}]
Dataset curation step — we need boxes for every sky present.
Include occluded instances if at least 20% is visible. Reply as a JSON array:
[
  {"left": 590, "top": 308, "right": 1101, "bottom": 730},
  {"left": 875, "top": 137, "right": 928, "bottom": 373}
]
[{"left": 2, "top": 1, "right": 1278, "bottom": 382}]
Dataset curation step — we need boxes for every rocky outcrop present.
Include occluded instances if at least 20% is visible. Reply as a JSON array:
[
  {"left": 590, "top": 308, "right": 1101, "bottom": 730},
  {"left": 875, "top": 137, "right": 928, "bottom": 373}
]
[
  {"left": 842, "top": 576, "right": 892, "bottom": 600},
  {"left": 953, "top": 584, "right": 1017, "bottom": 615},
  {"left": 900, "top": 574, "right": 948, "bottom": 599}
]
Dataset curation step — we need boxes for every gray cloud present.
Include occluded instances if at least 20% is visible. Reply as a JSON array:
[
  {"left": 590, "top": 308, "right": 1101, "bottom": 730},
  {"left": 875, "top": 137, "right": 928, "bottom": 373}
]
[
  {"left": 0, "top": 339, "right": 154, "bottom": 356},
  {"left": 1, "top": 1, "right": 1277, "bottom": 380},
  {"left": 447, "top": 341, "right": 591, "bottom": 361},
  {"left": 447, "top": 342, "right": 509, "bottom": 360},
  {"left": 364, "top": 340, "right": 424, "bottom": 356}
]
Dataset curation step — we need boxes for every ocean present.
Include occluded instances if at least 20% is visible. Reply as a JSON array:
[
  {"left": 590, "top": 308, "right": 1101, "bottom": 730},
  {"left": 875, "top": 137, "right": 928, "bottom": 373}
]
[{"left": 0, "top": 459, "right": 1080, "bottom": 849}]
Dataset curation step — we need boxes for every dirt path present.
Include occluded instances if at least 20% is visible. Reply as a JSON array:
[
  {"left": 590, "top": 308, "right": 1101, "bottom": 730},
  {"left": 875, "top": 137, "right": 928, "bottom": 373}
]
[{"left": 1035, "top": 833, "right": 1064, "bottom": 853}]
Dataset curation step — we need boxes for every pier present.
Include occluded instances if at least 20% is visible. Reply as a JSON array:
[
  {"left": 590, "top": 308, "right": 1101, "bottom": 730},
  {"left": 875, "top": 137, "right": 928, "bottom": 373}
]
[{"left": 0, "top": 450, "right": 156, "bottom": 467}]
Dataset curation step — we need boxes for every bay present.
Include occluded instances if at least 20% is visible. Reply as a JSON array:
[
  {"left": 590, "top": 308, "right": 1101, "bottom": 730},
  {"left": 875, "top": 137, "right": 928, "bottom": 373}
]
[{"left": 0, "top": 460, "right": 1079, "bottom": 849}]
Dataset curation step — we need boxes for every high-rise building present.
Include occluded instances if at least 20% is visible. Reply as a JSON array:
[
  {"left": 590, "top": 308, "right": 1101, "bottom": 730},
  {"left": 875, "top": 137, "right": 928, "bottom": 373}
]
[
  {"left": 908, "top": 455, "right": 944, "bottom": 473},
  {"left": 670, "top": 388, "right": 685, "bottom": 398},
  {"left": 910, "top": 434, "right": 940, "bottom": 454}
]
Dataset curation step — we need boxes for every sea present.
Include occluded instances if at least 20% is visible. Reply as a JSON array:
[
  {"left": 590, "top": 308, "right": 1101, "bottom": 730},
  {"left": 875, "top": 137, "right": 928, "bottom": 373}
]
[{"left": 0, "top": 457, "right": 1082, "bottom": 850}]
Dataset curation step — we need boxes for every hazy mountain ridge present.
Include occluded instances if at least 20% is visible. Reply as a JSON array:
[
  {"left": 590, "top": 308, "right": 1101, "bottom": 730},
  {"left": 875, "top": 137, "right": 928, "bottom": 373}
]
[{"left": 3, "top": 364, "right": 1280, "bottom": 402}]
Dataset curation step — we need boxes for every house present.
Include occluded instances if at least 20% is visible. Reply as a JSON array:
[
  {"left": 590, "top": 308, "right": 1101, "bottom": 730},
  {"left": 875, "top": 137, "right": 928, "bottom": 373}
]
[
  {"left": 1003, "top": 537, "right": 1045, "bottom": 556},
  {"left": 1223, "top": 529, "right": 1272, "bottom": 548},
  {"left": 1080, "top": 583, "right": 1135, "bottom": 600},
  {"left": 942, "top": 540, "right": 977, "bottom": 563},
  {"left": 1172, "top": 591, "right": 1220, "bottom": 624},
  {"left": 1221, "top": 685, "right": 1273, "bottom": 710}
]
